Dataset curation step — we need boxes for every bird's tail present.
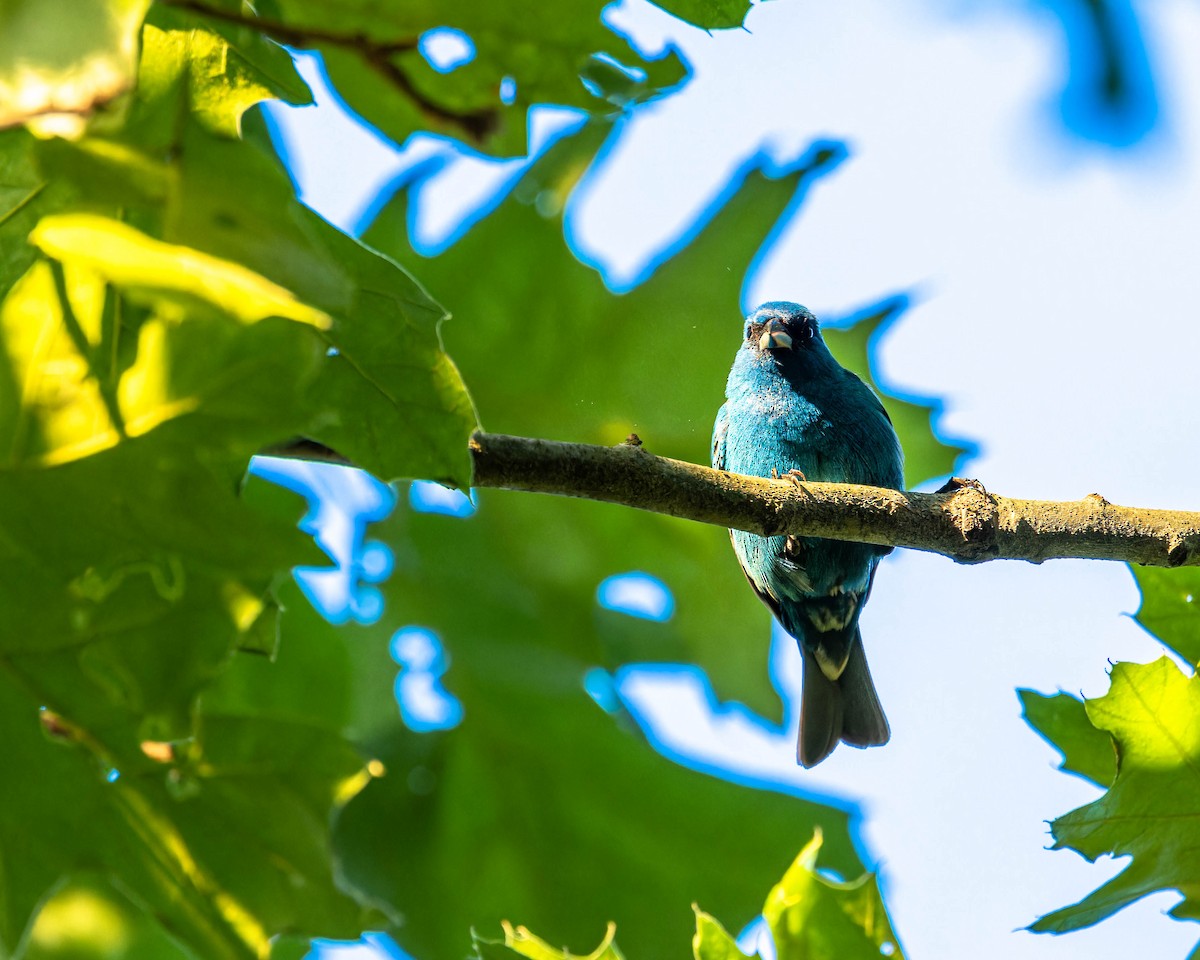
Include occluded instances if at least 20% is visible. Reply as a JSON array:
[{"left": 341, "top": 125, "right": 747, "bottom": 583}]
[{"left": 798, "top": 629, "right": 890, "bottom": 768}]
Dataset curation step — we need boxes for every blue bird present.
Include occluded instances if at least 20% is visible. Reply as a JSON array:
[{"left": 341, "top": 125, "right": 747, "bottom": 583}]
[{"left": 713, "top": 302, "right": 904, "bottom": 767}]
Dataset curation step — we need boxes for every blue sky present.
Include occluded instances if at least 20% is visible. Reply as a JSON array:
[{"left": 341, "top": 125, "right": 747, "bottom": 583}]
[{"left": 262, "top": 2, "right": 1200, "bottom": 957}]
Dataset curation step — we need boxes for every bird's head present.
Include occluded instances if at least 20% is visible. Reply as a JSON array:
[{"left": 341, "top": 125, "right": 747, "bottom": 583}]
[{"left": 744, "top": 302, "right": 820, "bottom": 355}]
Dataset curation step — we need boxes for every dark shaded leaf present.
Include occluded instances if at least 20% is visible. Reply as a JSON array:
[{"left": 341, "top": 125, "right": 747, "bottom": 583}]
[{"left": 1019, "top": 689, "right": 1116, "bottom": 789}]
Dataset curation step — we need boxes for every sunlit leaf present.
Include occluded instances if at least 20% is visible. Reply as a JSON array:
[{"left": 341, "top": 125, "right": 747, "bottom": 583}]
[
  {"left": 32, "top": 214, "right": 332, "bottom": 329},
  {"left": 26, "top": 877, "right": 191, "bottom": 960},
  {"left": 139, "top": 8, "right": 312, "bottom": 136},
  {"left": 474, "top": 920, "right": 624, "bottom": 960},
  {"left": 1030, "top": 658, "right": 1200, "bottom": 933},
  {"left": 0, "top": 0, "right": 151, "bottom": 135},
  {"left": 690, "top": 910, "right": 748, "bottom": 960},
  {"left": 759, "top": 830, "right": 903, "bottom": 960},
  {"left": 18, "top": 47, "right": 477, "bottom": 485}
]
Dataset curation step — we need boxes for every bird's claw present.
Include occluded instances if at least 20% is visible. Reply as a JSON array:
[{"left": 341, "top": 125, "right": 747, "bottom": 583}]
[{"left": 783, "top": 468, "right": 808, "bottom": 489}]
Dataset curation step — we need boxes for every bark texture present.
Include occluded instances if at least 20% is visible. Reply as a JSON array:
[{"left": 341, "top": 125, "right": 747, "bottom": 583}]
[{"left": 467, "top": 433, "right": 1200, "bottom": 568}]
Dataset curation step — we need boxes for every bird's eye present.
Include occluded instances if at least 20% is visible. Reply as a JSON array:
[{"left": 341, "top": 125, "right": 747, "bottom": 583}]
[{"left": 795, "top": 322, "right": 815, "bottom": 342}]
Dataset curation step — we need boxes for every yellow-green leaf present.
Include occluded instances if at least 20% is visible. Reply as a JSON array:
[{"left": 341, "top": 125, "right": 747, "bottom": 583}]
[
  {"left": 478, "top": 920, "right": 626, "bottom": 960},
  {"left": 761, "top": 829, "right": 904, "bottom": 960},
  {"left": 30, "top": 213, "right": 332, "bottom": 330},
  {"left": 0, "top": 0, "right": 152, "bottom": 135},
  {"left": 1031, "top": 657, "right": 1200, "bottom": 933},
  {"left": 691, "top": 909, "right": 751, "bottom": 960}
]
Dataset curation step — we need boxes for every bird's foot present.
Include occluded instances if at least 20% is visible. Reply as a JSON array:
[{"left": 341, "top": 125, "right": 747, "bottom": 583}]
[{"left": 783, "top": 468, "right": 808, "bottom": 489}]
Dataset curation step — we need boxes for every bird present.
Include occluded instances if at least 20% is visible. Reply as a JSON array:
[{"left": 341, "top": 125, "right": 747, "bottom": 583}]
[{"left": 712, "top": 301, "right": 904, "bottom": 767}]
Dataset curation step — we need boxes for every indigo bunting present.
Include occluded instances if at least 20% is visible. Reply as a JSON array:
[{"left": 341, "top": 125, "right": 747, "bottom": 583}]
[{"left": 712, "top": 302, "right": 903, "bottom": 767}]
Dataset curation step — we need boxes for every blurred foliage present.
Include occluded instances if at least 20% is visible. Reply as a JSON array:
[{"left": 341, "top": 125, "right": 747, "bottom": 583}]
[
  {"left": 364, "top": 130, "right": 963, "bottom": 716},
  {"left": 0, "top": 0, "right": 152, "bottom": 135},
  {"left": 472, "top": 830, "right": 903, "bottom": 960},
  {"left": 25, "top": 878, "right": 190, "bottom": 960},
  {"left": 150, "top": 0, "right": 715, "bottom": 157},
  {"left": 0, "top": 0, "right": 994, "bottom": 958},
  {"left": 0, "top": 1, "right": 471, "bottom": 955},
  {"left": 1037, "top": 0, "right": 1158, "bottom": 147},
  {"left": 212, "top": 580, "right": 863, "bottom": 960}
]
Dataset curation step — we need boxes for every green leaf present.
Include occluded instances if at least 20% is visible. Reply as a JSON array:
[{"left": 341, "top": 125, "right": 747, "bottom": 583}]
[
  {"left": 650, "top": 0, "right": 751, "bottom": 30},
  {"left": 0, "top": 129, "right": 79, "bottom": 303},
  {"left": 0, "top": 12, "right": 478, "bottom": 948},
  {"left": 215, "top": 577, "right": 865, "bottom": 960},
  {"left": 467, "top": 830, "right": 904, "bottom": 960},
  {"left": 26, "top": 877, "right": 192, "bottom": 960},
  {"left": 1030, "top": 658, "right": 1200, "bottom": 933},
  {"left": 135, "top": 8, "right": 311, "bottom": 138},
  {"left": 473, "top": 921, "right": 625, "bottom": 960},
  {"left": 691, "top": 910, "right": 750, "bottom": 960},
  {"left": 760, "top": 830, "right": 904, "bottom": 960},
  {"left": 31, "top": 213, "right": 332, "bottom": 329},
  {"left": 0, "top": 0, "right": 152, "bottom": 134},
  {"left": 300, "top": 212, "right": 479, "bottom": 485},
  {"left": 363, "top": 126, "right": 964, "bottom": 714},
  {"left": 1019, "top": 689, "right": 1116, "bottom": 788},
  {"left": 0, "top": 255, "right": 325, "bottom": 468},
  {"left": 1132, "top": 565, "right": 1200, "bottom": 664},
  {"left": 181, "top": 0, "right": 688, "bottom": 155},
  {"left": 17, "top": 33, "right": 478, "bottom": 485},
  {"left": 333, "top": 650, "right": 860, "bottom": 960},
  {"left": 0, "top": 662, "right": 372, "bottom": 958}
]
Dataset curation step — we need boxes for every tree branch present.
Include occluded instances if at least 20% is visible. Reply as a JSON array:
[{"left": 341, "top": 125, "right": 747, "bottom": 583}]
[
  {"left": 164, "top": 0, "right": 498, "bottom": 142},
  {"left": 265, "top": 432, "right": 1200, "bottom": 568},
  {"left": 470, "top": 434, "right": 1200, "bottom": 567}
]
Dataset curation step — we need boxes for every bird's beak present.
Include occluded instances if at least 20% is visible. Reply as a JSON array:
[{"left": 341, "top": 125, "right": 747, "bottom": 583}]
[{"left": 759, "top": 319, "right": 793, "bottom": 352}]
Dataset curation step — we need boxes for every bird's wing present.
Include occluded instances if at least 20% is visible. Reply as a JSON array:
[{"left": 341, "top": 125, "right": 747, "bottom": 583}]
[
  {"left": 840, "top": 368, "right": 905, "bottom": 490},
  {"left": 842, "top": 368, "right": 893, "bottom": 426},
  {"left": 711, "top": 402, "right": 730, "bottom": 471}
]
